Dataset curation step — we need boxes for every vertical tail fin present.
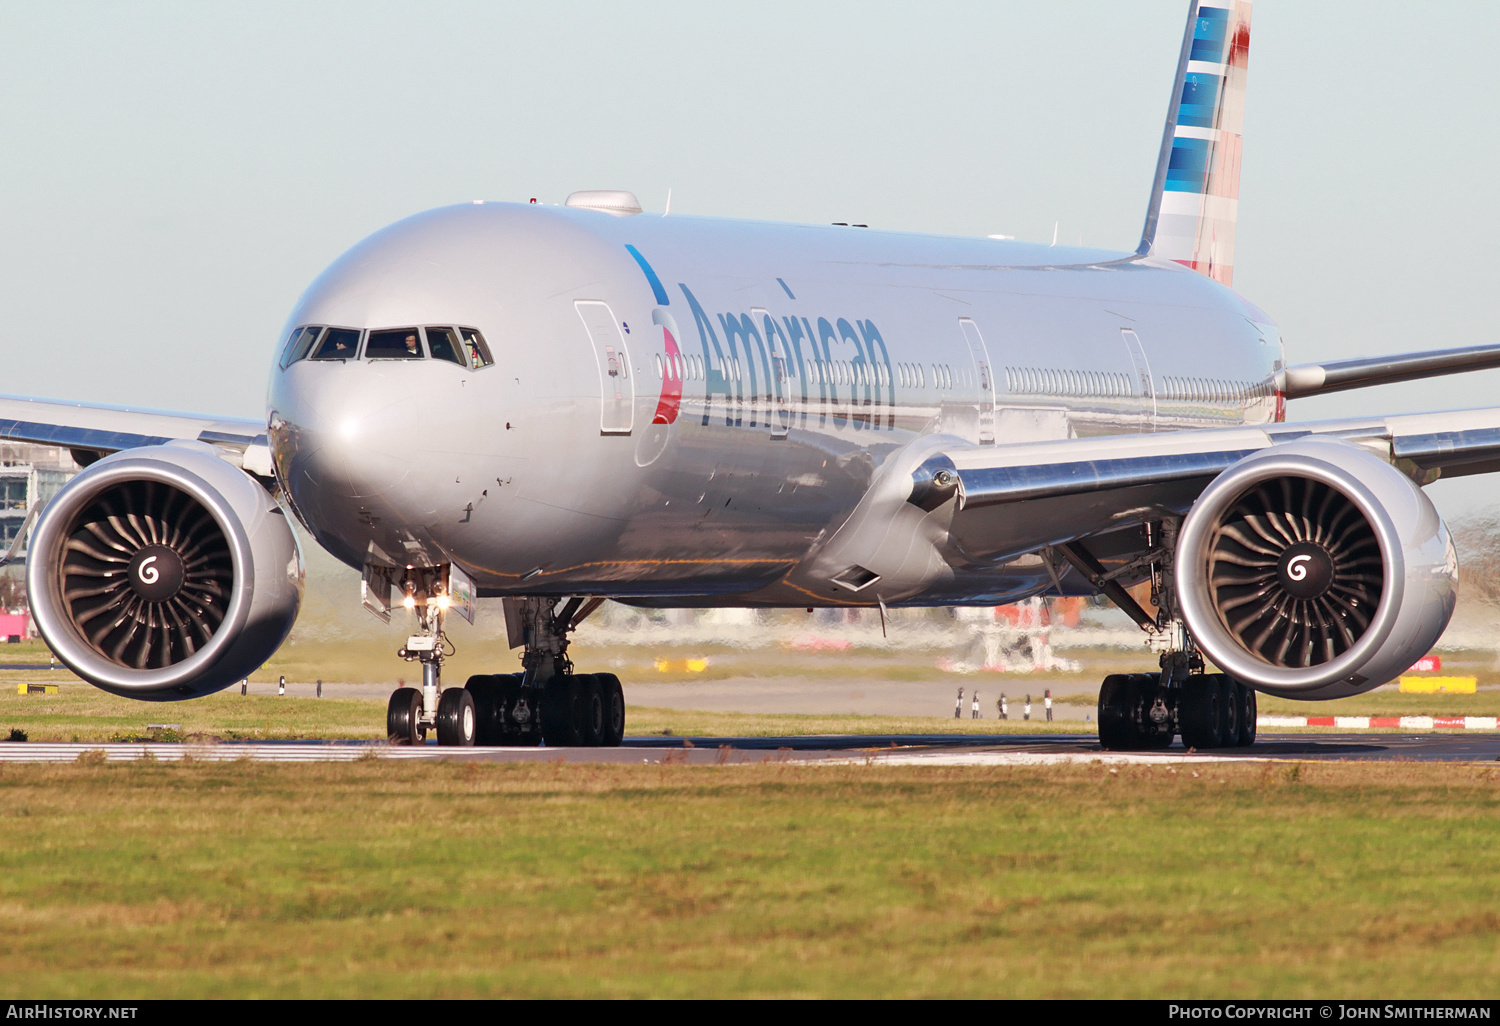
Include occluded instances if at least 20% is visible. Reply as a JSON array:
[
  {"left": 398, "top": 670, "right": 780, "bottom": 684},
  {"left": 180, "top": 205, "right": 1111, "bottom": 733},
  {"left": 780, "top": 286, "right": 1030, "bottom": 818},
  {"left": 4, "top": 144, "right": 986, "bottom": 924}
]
[{"left": 1137, "top": 0, "right": 1253, "bottom": 287}]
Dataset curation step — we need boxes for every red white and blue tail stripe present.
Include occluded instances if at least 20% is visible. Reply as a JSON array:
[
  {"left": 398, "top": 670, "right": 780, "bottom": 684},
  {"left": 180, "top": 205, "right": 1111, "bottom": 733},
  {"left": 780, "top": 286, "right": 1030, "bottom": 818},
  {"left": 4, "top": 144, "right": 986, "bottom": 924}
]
[{"left": 1139, "top": 0, "right": 1253, "bottom": 287}]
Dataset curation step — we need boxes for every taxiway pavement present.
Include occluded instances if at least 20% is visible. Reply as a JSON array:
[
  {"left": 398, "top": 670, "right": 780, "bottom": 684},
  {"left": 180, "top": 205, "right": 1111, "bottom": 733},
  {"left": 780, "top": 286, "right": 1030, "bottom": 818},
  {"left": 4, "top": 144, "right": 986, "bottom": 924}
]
[{"left": 0, "top": 732, "right": 1495, "bottom": 765}]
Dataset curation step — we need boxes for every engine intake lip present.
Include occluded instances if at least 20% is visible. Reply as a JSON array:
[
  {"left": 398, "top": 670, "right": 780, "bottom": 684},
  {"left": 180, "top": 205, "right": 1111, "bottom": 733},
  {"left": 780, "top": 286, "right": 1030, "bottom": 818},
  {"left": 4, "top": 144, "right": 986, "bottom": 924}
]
[
  {"left": 1177, "top": 443, "right": 1405, "bottom": 693},
  {"left": 27, "top": 454, "right": 256, "bottom": 694}
]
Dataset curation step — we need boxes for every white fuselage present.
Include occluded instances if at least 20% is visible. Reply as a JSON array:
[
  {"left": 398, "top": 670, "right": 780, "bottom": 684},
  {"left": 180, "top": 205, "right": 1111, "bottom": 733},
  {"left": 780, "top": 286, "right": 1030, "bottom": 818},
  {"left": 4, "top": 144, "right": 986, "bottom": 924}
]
[{"left": 266, "top": 202, "right": 1283, "bottom": 606}]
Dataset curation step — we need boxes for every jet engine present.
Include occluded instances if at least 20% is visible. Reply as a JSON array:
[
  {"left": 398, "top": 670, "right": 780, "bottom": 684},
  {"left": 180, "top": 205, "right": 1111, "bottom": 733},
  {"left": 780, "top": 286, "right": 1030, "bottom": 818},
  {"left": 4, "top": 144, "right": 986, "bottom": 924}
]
[
  {"left": 1176, "top": 438, "right": 1457, "bottom": 700},
  {"left": 26, "top": 441, "right": 303, "bottom": 701}
]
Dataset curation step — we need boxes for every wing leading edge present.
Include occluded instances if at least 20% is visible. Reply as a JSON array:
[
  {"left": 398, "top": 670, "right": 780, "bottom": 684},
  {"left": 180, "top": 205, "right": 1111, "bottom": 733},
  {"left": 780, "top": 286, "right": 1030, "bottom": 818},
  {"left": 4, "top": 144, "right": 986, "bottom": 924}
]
[
  {"left": 0, "top": 394, "right": 270, "bottom": 475},
  {"left": 914, "top": 406, "right": 1500, "bottom": 569}
]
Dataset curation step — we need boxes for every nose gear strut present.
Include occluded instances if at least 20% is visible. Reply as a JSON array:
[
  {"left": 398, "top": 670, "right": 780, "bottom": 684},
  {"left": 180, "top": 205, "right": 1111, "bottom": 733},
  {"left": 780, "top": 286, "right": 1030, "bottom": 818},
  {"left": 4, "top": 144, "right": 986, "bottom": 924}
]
[{"left": 386, "top": 565, "right": 464, "bottom": 745}]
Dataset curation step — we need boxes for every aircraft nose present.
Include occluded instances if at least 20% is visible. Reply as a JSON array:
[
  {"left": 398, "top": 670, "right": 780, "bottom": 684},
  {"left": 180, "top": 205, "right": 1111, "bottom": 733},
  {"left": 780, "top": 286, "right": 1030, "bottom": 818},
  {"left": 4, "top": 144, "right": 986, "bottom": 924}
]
[{"left": 269, "top": 367, "right": 413, "bottom": 535}]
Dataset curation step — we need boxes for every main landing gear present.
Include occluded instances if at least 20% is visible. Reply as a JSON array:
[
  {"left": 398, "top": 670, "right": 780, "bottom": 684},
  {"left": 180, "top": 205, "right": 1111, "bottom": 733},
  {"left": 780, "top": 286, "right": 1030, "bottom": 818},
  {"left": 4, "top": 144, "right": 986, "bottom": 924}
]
[
  {"left": 1097, "top": 672, "right": 1257, "bottom": 751},
  {"left": 384, "top": 585, "right": 626, "bottom": 748},
  {"left": 1052, "top": 522, "right": 1259, "bottom": 752}
]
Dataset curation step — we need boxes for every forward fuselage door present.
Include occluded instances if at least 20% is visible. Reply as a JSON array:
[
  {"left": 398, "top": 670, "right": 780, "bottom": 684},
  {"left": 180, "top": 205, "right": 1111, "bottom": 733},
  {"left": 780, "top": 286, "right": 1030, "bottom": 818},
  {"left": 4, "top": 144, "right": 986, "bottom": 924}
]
[
  {"left": 752, "top": 308, "right": 790, "bottom": 439},
  {"left": 959, "top": 318, "right": 996, "bottom": 445},
  {"left": 575, "top": 300, "right": 634, "bottom": 435},
  {"left": 1119, "top": 328, "right": 1157, "bottom": 432}
]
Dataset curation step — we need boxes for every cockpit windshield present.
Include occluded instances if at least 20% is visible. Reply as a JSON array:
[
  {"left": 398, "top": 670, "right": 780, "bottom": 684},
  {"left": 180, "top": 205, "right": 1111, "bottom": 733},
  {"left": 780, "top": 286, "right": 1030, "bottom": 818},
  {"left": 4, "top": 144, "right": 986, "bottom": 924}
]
[
  {"left": 424, "top": 327, "right": 464, "bottom": 366},
  {"left": 365, "top": 328, "right": 423, "bottom": 359},
  {"left": 280, "top": 324, "right": 494, "bottom": 369},
  {"left": 308, "top": 328, "right": 359, "bottom": 360}
]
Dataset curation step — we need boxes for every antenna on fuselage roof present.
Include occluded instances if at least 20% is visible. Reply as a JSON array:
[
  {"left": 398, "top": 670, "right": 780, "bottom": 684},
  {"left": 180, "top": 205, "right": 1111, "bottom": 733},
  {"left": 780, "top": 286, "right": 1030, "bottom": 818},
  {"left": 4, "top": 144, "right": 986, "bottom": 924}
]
[{"left": 1137, "top": 0, "right": 1253, "bottom": 287}]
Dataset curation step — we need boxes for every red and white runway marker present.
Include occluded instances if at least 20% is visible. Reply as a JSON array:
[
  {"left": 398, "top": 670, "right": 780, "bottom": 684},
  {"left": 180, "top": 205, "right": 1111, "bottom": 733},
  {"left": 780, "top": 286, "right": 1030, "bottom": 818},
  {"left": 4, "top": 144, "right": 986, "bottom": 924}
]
[{"left": 1258, "top": 715, "right": 1498, "bottom": 730}]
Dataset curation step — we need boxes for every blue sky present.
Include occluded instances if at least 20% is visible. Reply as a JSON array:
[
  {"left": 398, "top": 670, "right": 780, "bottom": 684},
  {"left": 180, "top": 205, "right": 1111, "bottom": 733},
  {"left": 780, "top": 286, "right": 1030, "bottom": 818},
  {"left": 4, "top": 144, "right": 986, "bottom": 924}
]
[{"left": 2, "top": 2, "right": 1496, "bottom": 516}]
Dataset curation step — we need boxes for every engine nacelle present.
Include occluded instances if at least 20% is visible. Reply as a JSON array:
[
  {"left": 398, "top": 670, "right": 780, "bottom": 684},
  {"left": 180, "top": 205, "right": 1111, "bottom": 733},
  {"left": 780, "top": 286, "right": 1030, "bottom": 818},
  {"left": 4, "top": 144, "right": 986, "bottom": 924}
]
[
  {"left": 26, "top": 441, "right": 303, "bottom": 701},
  {"left": 1176, "top": 438, "right": 1457, "bottom": 700}
]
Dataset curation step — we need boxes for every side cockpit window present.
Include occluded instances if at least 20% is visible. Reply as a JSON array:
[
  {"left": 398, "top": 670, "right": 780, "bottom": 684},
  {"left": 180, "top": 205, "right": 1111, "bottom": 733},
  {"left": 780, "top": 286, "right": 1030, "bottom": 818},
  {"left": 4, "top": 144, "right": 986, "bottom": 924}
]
[
  {"left": 279, "top": 326, "right": 322, "bottom": 368},
  {"left": 282, "top": 325, "right": 360, "bottom": 365},
  {"left": 282, "top": 328, "right": 337, "bottom": 369},
  {"left": 460, "top": 327, "right": 493, "bottom": 369},
  {"left": 309, "top": 328, "right": 360, "bottom": 361},
  {"left": 365, "top": 328, "right": 424, "bottom": 359},
  {"left": 424, "top": 327, "right": 465, "bottom": 367}
]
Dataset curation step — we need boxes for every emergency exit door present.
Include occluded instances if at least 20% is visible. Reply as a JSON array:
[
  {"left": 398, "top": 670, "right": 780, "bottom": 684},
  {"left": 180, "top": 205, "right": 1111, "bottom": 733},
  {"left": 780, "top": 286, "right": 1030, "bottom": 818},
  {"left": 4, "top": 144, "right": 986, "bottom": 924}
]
[{"left": 575, "top": 301, "right": 634, "bottom": 435}]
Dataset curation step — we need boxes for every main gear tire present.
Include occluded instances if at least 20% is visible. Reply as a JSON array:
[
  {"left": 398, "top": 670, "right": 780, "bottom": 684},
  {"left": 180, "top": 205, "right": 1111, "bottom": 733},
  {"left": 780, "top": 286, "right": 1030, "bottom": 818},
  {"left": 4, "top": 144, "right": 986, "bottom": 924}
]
[
  {"left": 540, "top": 675, "right": 583, "bottom": 747},
  {"left": 1098, "top": 674, "right": 1140, "bottom": 751},
  {"left": 1237, "top": 681, "right": 1258, "bottom": 747},
  {"left": 1180, "top": 677, "right": 1225, "bottom": 750},
  {"left": 465, "top": 675, "right": 502, "bottom": 746},
  {"left": 597, "top": 672, "right": 626, "bottom": 746},
  {"left": 578, "top": 674, "right": 606, "bottom": 747},
  {"left": 1212, "top": 674, "right": 1239, "bottom": 749}
]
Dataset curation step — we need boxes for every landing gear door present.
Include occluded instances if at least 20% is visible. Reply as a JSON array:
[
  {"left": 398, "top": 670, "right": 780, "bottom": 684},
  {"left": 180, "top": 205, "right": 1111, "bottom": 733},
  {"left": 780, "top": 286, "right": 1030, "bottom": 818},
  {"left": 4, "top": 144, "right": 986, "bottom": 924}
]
[
  {"left": 752, "top": 308, "right": 790, "bottom": 439},
  {"left": 959, "top": 318, "right": 996, "bottom": 445},
  {"left": 575, "top": 300, "right": 634, "bottom": 435}
]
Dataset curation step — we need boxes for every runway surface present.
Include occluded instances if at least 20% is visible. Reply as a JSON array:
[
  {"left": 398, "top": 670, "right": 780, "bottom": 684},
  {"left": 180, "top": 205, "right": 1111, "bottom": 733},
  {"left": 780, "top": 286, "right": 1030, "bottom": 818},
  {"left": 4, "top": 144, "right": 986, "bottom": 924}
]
[{"left": 0, "top": 731, "right": 1496, "bottom": 765}]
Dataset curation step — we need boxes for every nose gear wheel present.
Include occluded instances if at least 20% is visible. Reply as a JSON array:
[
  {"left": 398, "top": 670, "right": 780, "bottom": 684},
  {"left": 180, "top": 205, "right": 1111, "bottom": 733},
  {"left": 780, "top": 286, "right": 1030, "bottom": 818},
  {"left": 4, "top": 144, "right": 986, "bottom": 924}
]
[
  {"left": 1207, "top": 477, "right": 1383, "bottom": 668},
  {"left": 59, "top": 481, "right": 233, "bottom": 670}
]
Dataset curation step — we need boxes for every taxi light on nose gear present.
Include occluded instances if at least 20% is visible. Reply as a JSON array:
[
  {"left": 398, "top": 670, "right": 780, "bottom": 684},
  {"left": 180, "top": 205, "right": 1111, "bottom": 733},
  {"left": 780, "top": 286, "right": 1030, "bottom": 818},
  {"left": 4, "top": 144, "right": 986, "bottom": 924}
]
[{"left": 403, "top": 592, "right": 416, "bottom": 610}]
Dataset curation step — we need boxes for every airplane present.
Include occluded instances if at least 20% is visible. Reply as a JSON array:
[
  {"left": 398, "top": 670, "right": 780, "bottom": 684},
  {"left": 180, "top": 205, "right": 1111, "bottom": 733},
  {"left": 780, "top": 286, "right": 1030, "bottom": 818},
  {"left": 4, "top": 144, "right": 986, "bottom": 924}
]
[{"left": 4, "top": 0, "right": 1499, "bottom": 752}]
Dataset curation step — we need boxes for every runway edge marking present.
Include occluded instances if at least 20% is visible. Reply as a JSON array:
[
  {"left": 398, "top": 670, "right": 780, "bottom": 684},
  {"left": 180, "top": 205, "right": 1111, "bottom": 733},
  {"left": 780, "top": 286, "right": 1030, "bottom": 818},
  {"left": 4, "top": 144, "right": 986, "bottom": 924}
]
[{"left": 1258, "top": 715, "right": 1499, "bottom": 730}]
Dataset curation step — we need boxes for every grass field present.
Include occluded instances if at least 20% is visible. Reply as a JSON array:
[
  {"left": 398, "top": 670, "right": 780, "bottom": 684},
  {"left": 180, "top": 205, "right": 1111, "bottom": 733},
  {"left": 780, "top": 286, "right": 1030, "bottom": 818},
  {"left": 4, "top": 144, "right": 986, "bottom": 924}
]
[{"left": 1, "top": 759, "right": 1496, "bottom": 998}]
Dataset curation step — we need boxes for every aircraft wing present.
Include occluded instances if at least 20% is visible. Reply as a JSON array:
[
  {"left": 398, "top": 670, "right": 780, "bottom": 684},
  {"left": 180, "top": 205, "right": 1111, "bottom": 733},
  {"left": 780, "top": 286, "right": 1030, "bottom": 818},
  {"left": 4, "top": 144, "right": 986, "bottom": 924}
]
[
  {"left": 915, "top": 406, "right": 1500, "bottom": 574},
  {"left": 0, "top": 394, "right": 271, "bottom": 475},
  {"left": 1280, "top": 342, "right": 1500, "bottom": 399}
]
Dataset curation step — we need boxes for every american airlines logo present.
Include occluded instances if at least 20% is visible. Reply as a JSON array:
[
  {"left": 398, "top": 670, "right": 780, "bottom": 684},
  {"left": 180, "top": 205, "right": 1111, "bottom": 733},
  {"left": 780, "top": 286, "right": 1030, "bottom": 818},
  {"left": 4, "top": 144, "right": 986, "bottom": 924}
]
[{"left": 677, "top": 284, "right": 894, "bottom": 431}]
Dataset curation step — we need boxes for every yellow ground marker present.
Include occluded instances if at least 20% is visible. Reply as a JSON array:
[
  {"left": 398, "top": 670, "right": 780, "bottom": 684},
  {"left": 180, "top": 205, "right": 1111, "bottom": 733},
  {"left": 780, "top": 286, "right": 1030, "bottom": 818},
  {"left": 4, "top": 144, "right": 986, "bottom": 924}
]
[
  {"left": 17, "top": 683, "right": 58, "bottom": 695},
  {"left": 654, "top": 658, "right": 708, "bottom": 673},
  {"left": 1399, "top": 676, "right": 1477, "bottom": 694}
]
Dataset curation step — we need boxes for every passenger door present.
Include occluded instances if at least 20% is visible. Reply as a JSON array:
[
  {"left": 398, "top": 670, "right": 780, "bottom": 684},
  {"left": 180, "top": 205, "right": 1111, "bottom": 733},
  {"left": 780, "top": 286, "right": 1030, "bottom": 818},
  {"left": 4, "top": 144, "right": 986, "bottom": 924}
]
[
  {"left": 1119, "top": 328, "right": 1157, "bottom": 432},
  {"left": 959, "top": 318, "right": 996, "bottom": 445},
  {"left": 575, "top": 301, "right": 634, "bottom": 435},
  {"left": 752, "top": 309, "right": 790, "bottom": 439}
]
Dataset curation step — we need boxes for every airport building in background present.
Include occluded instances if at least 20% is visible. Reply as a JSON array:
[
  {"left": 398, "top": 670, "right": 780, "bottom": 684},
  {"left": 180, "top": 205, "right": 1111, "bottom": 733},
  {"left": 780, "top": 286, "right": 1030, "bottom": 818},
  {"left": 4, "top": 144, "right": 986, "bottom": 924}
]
[{"left": 0, "top": 443, "right": 80, "bottom": 637}]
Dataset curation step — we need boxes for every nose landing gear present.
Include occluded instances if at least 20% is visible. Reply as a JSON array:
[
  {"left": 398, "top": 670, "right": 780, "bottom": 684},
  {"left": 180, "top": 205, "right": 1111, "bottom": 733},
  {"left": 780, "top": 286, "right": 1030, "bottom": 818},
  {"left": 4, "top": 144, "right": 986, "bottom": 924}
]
[
  {"left": 381, "top": 565, "right": 468, "bottom": 746},
  {"left": 381, "top": 587, "right": 626, "bottom": 747}
]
